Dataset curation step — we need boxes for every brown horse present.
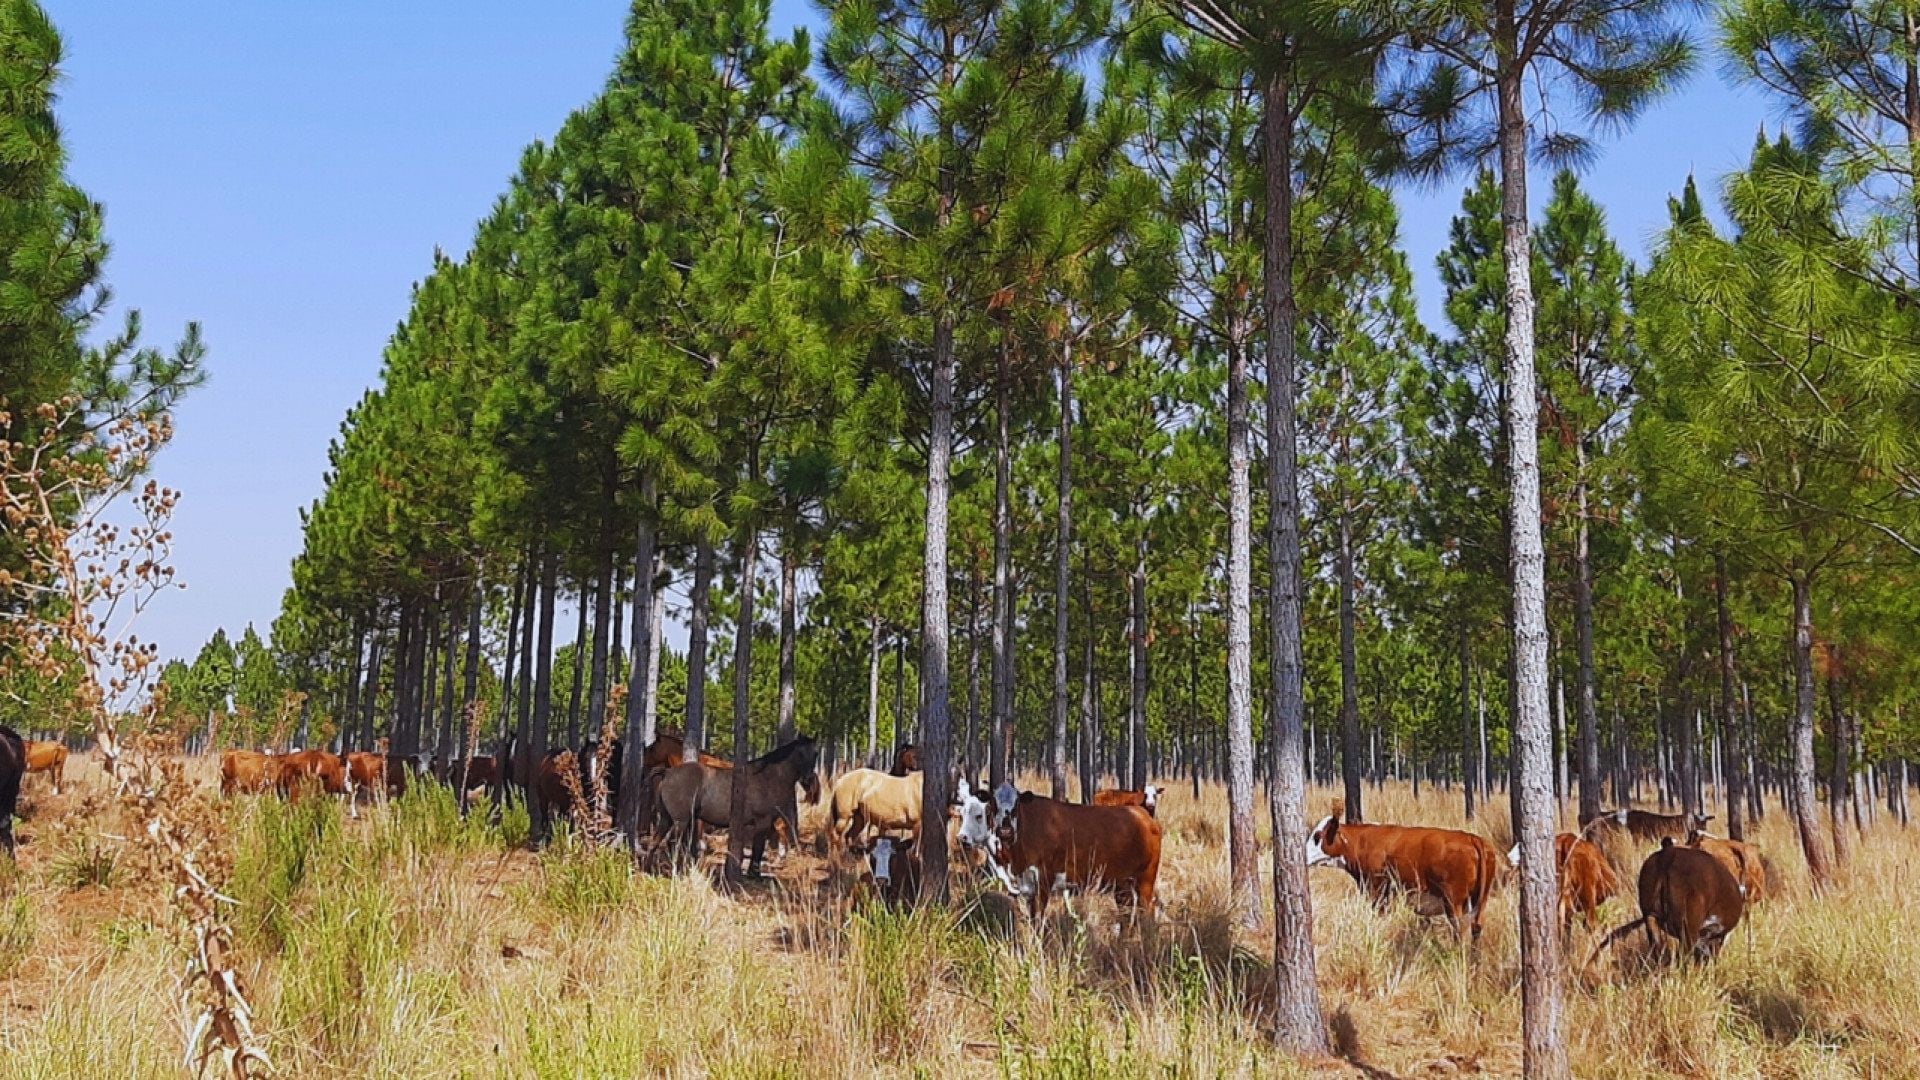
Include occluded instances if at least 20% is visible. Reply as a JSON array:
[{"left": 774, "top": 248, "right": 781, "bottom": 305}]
[
  {"left": 652, "top": 736, "right": 818, "bottom": 875},
  {"left": 889, "top": 744, "right": 921, "bottom": 776}
]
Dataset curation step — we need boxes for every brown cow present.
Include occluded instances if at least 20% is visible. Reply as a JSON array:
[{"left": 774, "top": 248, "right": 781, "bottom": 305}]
[
  {"left": 1589, "top": 808, "right": 1711, "bottom": 845},
  {"left": 220, "top": 750, "right": 278, "bottom": 796},
  {"left": 1511, "top": 832, "right": 1620, "bottom": 929},
  {"left": 345, "top": 752, "right": 386, "bottom": 798},
  {"left": 1092, "top": 785, "right": 1165, "bottom": 816},
  {"left": 1592, "top": 838, "right": 1744, "bottom": 964},
  {"left": 853, "top": 835, "right": 921, "bottom": 905},
  {"left": 275, "top": 749, "right": 350, "bottom": 803},
  {"left": 956, "top": 781, "right": 1162, "bottom": 921},
  {"left": 1307, "top": 799, "right": 1498, "bottom": 940},
  {"left": 23, "top": 741, "right": 68, "bottom": 795},
  {"left": 1686, "top": 830, "right": 1766, "bottom": 901}
]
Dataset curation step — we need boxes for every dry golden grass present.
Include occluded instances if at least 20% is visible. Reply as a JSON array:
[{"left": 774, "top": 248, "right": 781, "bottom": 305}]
[{"left": 0, "top": 755, "right": 1914, "bottom": 1078}]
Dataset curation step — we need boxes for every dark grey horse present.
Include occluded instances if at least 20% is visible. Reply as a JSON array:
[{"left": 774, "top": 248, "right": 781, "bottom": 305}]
[
  {"left": 0, "top": 726, "right": 25, "bottom": 856},
  {"left": 652, "top": 736, "right": 819, "bottom": 875}
]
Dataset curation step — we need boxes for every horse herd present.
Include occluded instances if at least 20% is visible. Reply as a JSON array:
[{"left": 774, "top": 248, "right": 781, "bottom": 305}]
[{"left": 0, "top": 720, "right": 1761, "bottom": 963}]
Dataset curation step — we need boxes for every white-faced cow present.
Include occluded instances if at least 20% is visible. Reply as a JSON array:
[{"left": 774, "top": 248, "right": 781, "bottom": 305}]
[
  {"left": 1307, "top": 798, "right": 1498, "bottom": 941},
  {"left": 956, "top": 781, "right": 1162, "bottom": 921},
  {"left": 1091, "top": 785, "right": 1165, "bottom": 816}
]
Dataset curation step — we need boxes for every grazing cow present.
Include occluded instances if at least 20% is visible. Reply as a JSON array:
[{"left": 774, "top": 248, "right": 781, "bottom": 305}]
[
  {"left": 1589, "top": 808, "right": 1711, "bottom": 845},
  {"left": 1591, "top": 838, "right": 1744, "bottom": 964},
  {"left": 220, "top": 750, "right": 279, "bottom": 796},
  {"left": 1092, "top": 785, "right": 1165, "bottom": 816},
  {"left": 854, "top": 835, "right": 921, "bottom": 904},
  {"left": 828, "top": 768, "right": 924, "bottom": 853},
  {"left": 0, "top": 726, "right": 24, "bottom": 855},
  {"left": 956, "top": 781, "right": 1162, "bottom": 920},
  {"left": 275, "top": 749, "right": 350, "bottom": 802},
  {"left": 1307, "top": 799, "right": 1498, "bottom": 940},
  {"left": 1510, "top": 832, "right": 1620, "bottom": 929},
  {"left": 23, "top": 741, "right": 68, "bottom": 795},
  {"left": 1686, "top": 830, "right": 1766, "bottom": 901},
  {"left": 889, "top": 744, "right": 921, "bottom": 777}
]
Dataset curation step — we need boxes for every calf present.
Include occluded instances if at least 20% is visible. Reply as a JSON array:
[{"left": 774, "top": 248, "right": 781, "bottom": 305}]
[
  {"left": 220, "top": 750, "right": 278, "bottom": 796},
  {"left": 957, "top": 781, "right": 1162, "bottom": 920},
  {"left": 854, "top": 835, "right": 921, "bottom": 904},
  {"left": 1510, "top": 832, "right": 1619, "bottom": 929},
  {"left": 1092, "top": 785, "right": 1165, "bottom": 816},
  {"left": 1592, "top": 838, "right": 1744, "bottom": 964},
  {"left": 1686, "top": 830, "right": 1766, "bottom": 901},
  {"left": 1308, "top": 799, "right": 1498, "bottom": 940},
  {"left": 1589, "top": 808, "right": 1710, "bottom": 845},
  {"left": 0, "top": 726, "right": 24, "bottom": 855},
  {"left": 23, "top": 741, "right": 67, "bottom": 795}
]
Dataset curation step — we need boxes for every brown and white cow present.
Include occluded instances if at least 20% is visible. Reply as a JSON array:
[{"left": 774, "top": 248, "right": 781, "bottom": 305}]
[
  {"left": 1510, "top": 832, "right": 1620, "bottom": 929},
  {"left": 344, "top": 752, "right": 386, "bottom": 799},
  {"left": 853, "top": 835, "right": 921, "bottom": 905},
  {"left": 956, "top": 781, "right": 1162, "bottom": 921},
  {"left": 1592, "top": 838, "right": 1744, "bottom": 964},
  {"left": 1091, "top": 785, "right": 1165, "bottom": 816},
  {"left": 220, "top": 750, "right": 279, "bottom": 796},
  {"left": 1308, "top": 799, "right": 1498, "bottom": 940},
  {"left": 1686, "top": 830, "right": 1766, "bottom": 901},
  {"left": 23, "top": 741, "right": 68, "bottom": 795}
]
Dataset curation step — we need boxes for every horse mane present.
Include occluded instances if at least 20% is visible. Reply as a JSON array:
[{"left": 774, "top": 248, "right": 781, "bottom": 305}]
[{"left": 749, "top": 735, "right": 817, "bottom": 770}]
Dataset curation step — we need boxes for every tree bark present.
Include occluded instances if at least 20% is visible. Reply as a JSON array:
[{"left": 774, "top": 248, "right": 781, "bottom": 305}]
[
  {"left": 1826, "top": 644, "right": 1853, "bottom": 870},
  {"left": 1081, "top": 567, "right": 1099, "bottom": 804},
  {"left": 867, "top": 613, "right": 882, "bottom": 763},
  {"left": 777, "top": 534, "right": 799, "bottom": 743},
  {"left": 1790, "top": 572, "right": 1835, "bottom": 887},
  {"left": 1574, "top": 449, "right": 1601, "bottom": 824},
  {"left": 360, "top": 635, "right": 382, "bottom": 760},
  {"left": 528, "top": 552, "right": 559, "bottom": 842},
  {"left": 1224, "top": 316, "right": 1262, "bottom": 930},
  {"left": 458, "top": 582, "right": 483, "bottom": 811},
  {"left": 439, "top": 592, "right": 459, "bottom": 761},
  {"left": 990, "top": 332, "right": 1014, "bottom": 791},
  {"left": 1336, "top": 500, "right": 1363, "bottom": 821},
  {"left": 1714, "top": 554, "right": 1744, "bottom": 840},
  {"left": 1461, "top": 625, "right": 1477, "bottom": 820},
  {"left": 343, "top": 620, "right": 365, "bottom": 753},
  {"left": 728, "top": 517, "right": 760, "bottom": 882},
  {"left": 1129, "top": 527, "right": 1149, "bottom": 792},
  {"left": 616, "top": 479, "right": 659, "bottom": 843},
  {"left": 1259, "top": 67, "right": 1325, "bottom": 1052},
  {"left": 1496, "top": 56, "right": 1568, "bottom": 1078},
  {"left": 967, "top": 568, "right": 983, "bottom": 775},
  {"left": 567, "top": 578, "right": 589, "bottom": 751},
  {"left": 917, "top": 309, "right": 957, "bottom": 902},
  {"left": 1052, "top": 337, "right": 1074, "bottom": 800},
  {"left": 683, "top": 538, "right": 715, "bottom": 763},
  {"left": 588, "top": 540, "right": 614, "bottom": 746}
]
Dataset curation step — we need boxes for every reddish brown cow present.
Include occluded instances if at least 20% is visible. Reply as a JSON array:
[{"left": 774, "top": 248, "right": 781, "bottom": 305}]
[
  {"left": 220, "top": 750, "right": 278, "bottom": 796},
  {"left": 1686, "top": 831, "right": 1766, "bottom": 901},
  {"left": 1512, "top": 833, "right": 1620, "bottom": 929},
  {"left": 957, "top": 782, "right": 1162, "bottom": 920},
  {"left": 23, "top": 741, "right": 68, "bottom": 795},
  {"left": 275, "top": 749, "right": 350, "bottom": 802},
  {"left": 1091, "top": 785, "right": 1165, "bottom": 816},
  {"left": 344, "top": 752, "right": 386, "bottom": 797},
  {"left": 1592, "top": 838, "right": 1744, "bottom": 963},
  {"left": 1307, "top": 799, "right": 1498, "bottom": 940}
]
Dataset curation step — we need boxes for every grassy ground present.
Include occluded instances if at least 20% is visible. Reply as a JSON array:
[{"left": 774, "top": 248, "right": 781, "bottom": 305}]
[{"left": 0, "top": 755, "right": 1913, "bottom": 1078}]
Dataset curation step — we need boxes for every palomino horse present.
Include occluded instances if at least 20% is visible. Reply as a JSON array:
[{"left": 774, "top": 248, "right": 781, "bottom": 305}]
[
  {"left": 653, "top": 736, "right": 819, "bottom": 875},
  {"left": 828, "top": 768, "right": 924, "bottom": 855}
]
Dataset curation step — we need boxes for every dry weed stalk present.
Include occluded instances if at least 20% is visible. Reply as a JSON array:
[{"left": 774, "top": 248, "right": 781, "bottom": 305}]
[
  {"left": 0, "top": 398, "right": 270, "bottom": 1078},
  {"left": 562, "top": 690, "right": 623, "bottom": 847}
]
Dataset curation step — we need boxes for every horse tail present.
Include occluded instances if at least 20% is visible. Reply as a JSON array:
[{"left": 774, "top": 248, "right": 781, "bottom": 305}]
[{"left": 1585, "top": 916, "right": 1647, "bottom": 971}]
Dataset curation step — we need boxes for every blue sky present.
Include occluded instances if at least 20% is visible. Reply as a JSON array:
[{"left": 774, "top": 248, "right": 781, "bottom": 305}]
[{"left": 45, "top": 1, "right": 1778, "bottom": 665}]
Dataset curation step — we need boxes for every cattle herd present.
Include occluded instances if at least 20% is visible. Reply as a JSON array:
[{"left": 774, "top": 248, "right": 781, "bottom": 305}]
[{"left": 0, "top": 719, "right": 1767, "bottom": 970}]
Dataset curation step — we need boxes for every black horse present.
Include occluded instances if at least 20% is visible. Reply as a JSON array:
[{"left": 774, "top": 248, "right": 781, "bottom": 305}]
[
  {"left": 0, "top": 725, "right": 25, "bottom": 855},
  {"left": 652, "top": 736, "right": 819, "bottom": 876}
]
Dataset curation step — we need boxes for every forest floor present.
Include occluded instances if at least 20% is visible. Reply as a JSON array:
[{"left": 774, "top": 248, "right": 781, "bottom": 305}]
[{"left": 0, "top": 754, "right": 1913, "bottom": 1078}]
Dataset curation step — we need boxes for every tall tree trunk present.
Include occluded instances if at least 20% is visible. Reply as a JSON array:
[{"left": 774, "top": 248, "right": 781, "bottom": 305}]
[
  {"left": 777, "top": 535, "right": 799, "bottom": 743},
  {"left": 1461, "top": 625, "right": 1477, "bottom": 820},
  {"left": 439, "top": 594, "right": 458, "bottom": 761},
  {"left": 1224, "top": 318, "right": 1261, "bottom": 930},
  {"left": 567, "top": 579, "right": 589, "bottom": 751},
  {"left": 609, "top": 564, "right": 625, "bottom": 687},
  {"left": 646, "top": 578, "right": 664, "bottom": 736},
  {"left": 917, "top": 309, "right": 957, "bottom": 903},
  {"left": 1496, "top": 58, "right": 1567, "bottom": 1078},
  {"left": 894, "top": 636, "right": 907, "bottom": 752},
  {"left": 1052, "top": 338, "right": 1074, "bottom": 800},
  {"left": 616, "top": 485, "right": 658, "bottom": 843},
  {"left": 867, "top": 614, "right": 882, "bottom": 763},
  {"left": 990, "top": 332, "right": 1014, "bottom": 791},
  {"left": 1825, "top": 644, "right": 1853, "bottom": 870},
  {"left": 683, "top": 538, "right": 715, "bottom": 762},
  {"left": 967, "top": 569, "right": 983, "bottom": 775},
  {"left": 588, "top": 540, "right": 614, "bottom": 746},
  {"left": 1790, "top": 572, "right": 1835, "bottom": 887},
  {"left": 528, "top": 552, "right": 558, "bottom": 842},
  {"left": 458, "top": 582, "right": 483, "bottom": 810},
  {"left": 1574, "top": 451, "right": 1601, "bottom": 824},
  {"left": 343, "top": 620, "right": 365, "bottom": 753},
  {"left": 500, "top": 560, "right": 526, "bottom": 746},
  {"left": 1714, "top": 554, "right": 1745, "bottom": 840},
  {"left": 516, "top": 556, "right": 537, "bottom": 776},
  {"left": 1259, "top": 70, "right": 1325, "bottom": 1051},
  {"left": 1336, "top": 501, "right": 1363, "bottom": 821},
  {"left": 361, "top": 635, "right": 382, "bottom": 758},
  {"left": 728, "top": 517, "right": 760, "bottom": 882},
  {"left": 1129, "top": 527, "right": 1149, "bottom": 792},
  {"left": 1080, "top": 567, "right": 1098, "bottom": 803}
]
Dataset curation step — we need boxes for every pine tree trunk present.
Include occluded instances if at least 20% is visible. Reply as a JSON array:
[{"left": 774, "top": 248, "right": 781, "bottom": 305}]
[
  {"left": 1052, "top": 338, "right": 1074, "bottom": 800},
  {"left": 616, "top": 484, "right": 658, "bottom": 843},
  {"left": 516, "top": 556, "right": 537, "bottom": 776},
  {"left": 728, "top": 519, "right": 760, "bottom": 882},
  {"left": 990, "top": 333, "right": 1014, "bottom": 791},
  {"left": 777, "top": 535, "right": 799, "bottom": 743},
  {"left": 609, "top": 564, "right": 626, "bottom": 686},
  {"left": 917, "top": 309, "right": 957, "bottom": 902},
  {"left": 1826, "top": 645, "right": 1853, "bottom": 869},
  {"left": 1223, "top": 318, "right": 1262, "bottom": 929},
  {"left": 420, "top": 602, "right": 439, "bottom": 759},
  {"left": 1337, "top": 502, "right": 1363, "bottom": 822},
  {"left": 646, "top": 580, "right": 664, "bottom": 735},
  {"left": 1715, "top": 554, "right": 1744, "bottom": 840},
  {"left": 588, "top": 541, "right": 614, "bottom": 746},
  {"left": 361, "top": 636, "right": 382, "bottom": 758},
  {"left": 528, "top": 552, "right": 559, "bottom": 842},
  {"left": 1129, "top": 528, "right": 1149, "bottom": 792},
  {"left": 1790, "top": 572, "right": 1835, "bottom": 887},
  {"left": 1575, "top": 455, "right": 1601, "bottom": 824},
  {"left": 458, "top": 582, "right": 483, "bottom": 811},
  {"left": 567, "top": 579, "right": 589, "bottom": 751},
  {"left": 867, "top": 613, "right": 882, "bottom": 764},
  {"left": 967, "top": 568, "right": 983, "bottom": 775},
  {"left": 344, "top": 620, "right": 365, "bottom": 753},
  {"left": 683, "top": 538, "right": 715, "bottom": 762},
  {"left": 1081, "top": 568, "right": 1098, "bottom": 804},
  {"left": 1461, "top": 625, "right": 1477, "bottom": 820},
  {"left": 439, "top": 595, "right": 458, "bottom": 761},
  {"left": 1496, "top": 58, "right": 1567, "bottom": 1078},
  {"left": 500, "top": 560, "right": 526, "bottom": 747}
]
